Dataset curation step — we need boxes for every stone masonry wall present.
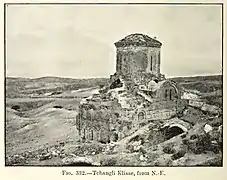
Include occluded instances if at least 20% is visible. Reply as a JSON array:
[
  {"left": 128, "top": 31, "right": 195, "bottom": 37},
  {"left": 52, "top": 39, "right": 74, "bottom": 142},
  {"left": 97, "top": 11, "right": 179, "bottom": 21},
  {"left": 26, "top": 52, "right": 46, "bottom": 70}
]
[
  {"left": 76, "top": 106, "right": 111, "bottom": 143},
  {"left": 117, "top": 46, "right": 148, "bottom": 78},
  {"left": 116, "top": 46, "right": 161, "bottom": 84},
  {"left": 147, "top": 47, "right": 161, "bottom": 76}
]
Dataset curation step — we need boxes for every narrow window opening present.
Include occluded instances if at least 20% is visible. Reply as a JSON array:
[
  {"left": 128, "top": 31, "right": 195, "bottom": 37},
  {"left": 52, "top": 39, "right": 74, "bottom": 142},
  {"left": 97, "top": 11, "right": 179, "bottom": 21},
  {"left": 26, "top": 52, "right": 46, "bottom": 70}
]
[
  {"left": 165, "top": 89, "right": 168, "bottom": 100},
  {"left": 97, "top": 130, "right": 99, "bottom": 141},
  {"left": 150, "top": 55, "right": 153, "bottom": 71},
  {"left": 91, "top": 130, "right": 93, "bottom": 140},
  {"left": 170, "top": 89, "right": 172, "bottom": 100},
  {"left": 83, "top": 128, "right": 86, "bottom": 139},
  {"left": 119, "top": 54, "right": 122, "bottom": 72}
]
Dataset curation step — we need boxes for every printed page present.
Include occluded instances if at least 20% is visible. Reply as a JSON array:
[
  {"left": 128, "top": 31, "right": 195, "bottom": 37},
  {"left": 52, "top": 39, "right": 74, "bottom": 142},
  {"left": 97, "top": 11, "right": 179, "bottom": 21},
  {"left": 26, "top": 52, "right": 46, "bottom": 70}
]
[{"left": 1, "top": 0, "right": 226, "bottom": 180}]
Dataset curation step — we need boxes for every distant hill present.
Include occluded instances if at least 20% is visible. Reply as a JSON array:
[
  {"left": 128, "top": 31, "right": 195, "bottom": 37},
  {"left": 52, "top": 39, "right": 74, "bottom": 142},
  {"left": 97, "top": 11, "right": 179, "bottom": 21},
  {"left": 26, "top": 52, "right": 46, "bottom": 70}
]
[
  {"left": 169, "top": 74, "right": 222, "bottom": 83},
  {"left": 168, "top": 75, "right": 223, "bottom": 94},
  {"left": 6, "top": 76, "right": 109, "bottom": 98},
  {"left": 6, "top": 74, "right": 223, "bottom": 98}
]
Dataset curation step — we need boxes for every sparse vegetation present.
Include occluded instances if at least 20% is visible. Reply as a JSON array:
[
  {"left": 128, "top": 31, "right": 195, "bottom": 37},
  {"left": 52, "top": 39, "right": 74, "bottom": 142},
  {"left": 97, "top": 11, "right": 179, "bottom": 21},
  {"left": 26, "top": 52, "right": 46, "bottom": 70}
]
[{"left": 5, "top": 75, "right": 223, "bottom": 166}]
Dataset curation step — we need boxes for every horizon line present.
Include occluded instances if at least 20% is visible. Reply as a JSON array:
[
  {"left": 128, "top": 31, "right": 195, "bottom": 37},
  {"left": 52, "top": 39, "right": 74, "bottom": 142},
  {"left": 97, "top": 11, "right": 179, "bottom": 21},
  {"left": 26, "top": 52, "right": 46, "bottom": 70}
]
[{"left": 6, "top": 73, "right": 222, "bottom": 80}]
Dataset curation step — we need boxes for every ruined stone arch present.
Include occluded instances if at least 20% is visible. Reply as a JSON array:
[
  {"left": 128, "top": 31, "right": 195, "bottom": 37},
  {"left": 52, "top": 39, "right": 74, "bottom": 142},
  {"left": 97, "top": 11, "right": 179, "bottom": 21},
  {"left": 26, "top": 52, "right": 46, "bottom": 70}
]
[
  {"left": 138, "top": 110, "right": 146, "bottom": 121},
  {"left": 169, "top": 124, "right": 188, "bottom": 132},
  {"left": 165, "top": 124, "right": 187, "bottom": 140},
  {"left": 157, "top": 80, "right": 180, "bottom": 100}
]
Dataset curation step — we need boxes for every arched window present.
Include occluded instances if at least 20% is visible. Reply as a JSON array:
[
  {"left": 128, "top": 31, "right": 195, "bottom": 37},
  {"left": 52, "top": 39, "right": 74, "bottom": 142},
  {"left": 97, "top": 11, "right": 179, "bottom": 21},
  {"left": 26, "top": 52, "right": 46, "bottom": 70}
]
[
  {"left": 83, "top": 128, "right": 86, "bottom": 139},
  {"left": 138, "top": 112, "right": 145, "bottom": 121},
  {"left": 91, "top": 130, "right": 94, "bottom": 140},
  {"left": 165, "top": 89, "right": 168, "bottom": 100},
  {"left": 150, "top": 55, "right": 153, "bottom": 71},
  {"left": 169, "top": 89, "right": 172, "bottom": 100},
  {"left": 76, "top": 113, "right": 82, "bottom": 130},
  {"left": 119, "top": 55, "right": 122, "bottom": 72}
]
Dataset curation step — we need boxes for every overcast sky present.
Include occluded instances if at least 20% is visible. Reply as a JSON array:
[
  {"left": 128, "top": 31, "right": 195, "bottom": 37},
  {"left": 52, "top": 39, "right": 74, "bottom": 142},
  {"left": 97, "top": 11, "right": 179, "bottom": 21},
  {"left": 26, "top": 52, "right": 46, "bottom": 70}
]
[{"left": 6, "top": 4, "right": 222, "bottom": 78}]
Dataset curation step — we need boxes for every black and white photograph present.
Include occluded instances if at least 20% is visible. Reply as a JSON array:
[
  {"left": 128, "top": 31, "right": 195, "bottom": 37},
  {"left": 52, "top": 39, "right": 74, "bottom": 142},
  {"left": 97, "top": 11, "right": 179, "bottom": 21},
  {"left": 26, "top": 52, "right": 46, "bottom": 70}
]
[{"left": 5, "top": 3, "right": 223, "bottom": 167}]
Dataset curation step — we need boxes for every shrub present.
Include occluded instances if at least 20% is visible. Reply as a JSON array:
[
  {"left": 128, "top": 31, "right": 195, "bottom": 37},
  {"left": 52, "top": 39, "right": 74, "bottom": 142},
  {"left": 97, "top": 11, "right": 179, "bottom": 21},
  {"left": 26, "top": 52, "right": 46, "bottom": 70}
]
[
  {"left": 11, "top": 105, "right": 20, "bottom": 111},
  {"left": 188, "top": 133, "right": 211, "bottom": 154}
]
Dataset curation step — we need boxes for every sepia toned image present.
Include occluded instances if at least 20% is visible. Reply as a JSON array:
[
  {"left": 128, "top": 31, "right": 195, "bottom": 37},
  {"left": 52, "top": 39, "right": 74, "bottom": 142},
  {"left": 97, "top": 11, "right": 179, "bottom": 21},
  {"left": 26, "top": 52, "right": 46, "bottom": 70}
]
[{"left": 5, "top": 3, "right": 223, "bottom": 167}]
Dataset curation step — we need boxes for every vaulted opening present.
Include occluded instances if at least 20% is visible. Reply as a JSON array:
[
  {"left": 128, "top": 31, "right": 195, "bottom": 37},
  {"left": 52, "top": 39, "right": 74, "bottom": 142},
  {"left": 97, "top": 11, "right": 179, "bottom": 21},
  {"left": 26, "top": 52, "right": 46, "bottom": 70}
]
[
  {"left": 165, "top": 126, "right": 184, "bottom": 140},
  {"left": 162, "top": 85, "right": 178, "bottom": 101},
  {"left": 138, "top": 111, "right": 145, "bottom": 121}
]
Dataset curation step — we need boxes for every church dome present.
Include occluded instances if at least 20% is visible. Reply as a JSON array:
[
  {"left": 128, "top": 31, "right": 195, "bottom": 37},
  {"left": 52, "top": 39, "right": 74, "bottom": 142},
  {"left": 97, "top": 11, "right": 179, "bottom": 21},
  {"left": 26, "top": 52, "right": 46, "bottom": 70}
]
[{"left": 114, "top": 33, "right": 162, "bottom": 48}]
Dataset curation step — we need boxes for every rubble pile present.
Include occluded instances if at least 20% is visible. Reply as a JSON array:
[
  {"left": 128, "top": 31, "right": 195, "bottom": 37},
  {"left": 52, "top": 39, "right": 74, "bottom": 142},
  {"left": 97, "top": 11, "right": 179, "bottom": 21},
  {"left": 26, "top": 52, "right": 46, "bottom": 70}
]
[
  {"left": 64, "top": 143, "right": 104, "bottom": 156},
  {"left": 6, "top": 142, "right": 66, "bottom": 165},
  {"left": 6, "top": 141, "right": 107, "bottom": 166}
]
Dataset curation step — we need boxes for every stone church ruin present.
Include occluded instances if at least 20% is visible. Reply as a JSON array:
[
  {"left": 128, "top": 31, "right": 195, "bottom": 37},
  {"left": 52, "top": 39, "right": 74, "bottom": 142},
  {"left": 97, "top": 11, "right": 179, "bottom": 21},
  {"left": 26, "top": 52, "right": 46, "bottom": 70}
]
[{"left": 76, "top": 33, "right": 188, "bottom": 143}]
